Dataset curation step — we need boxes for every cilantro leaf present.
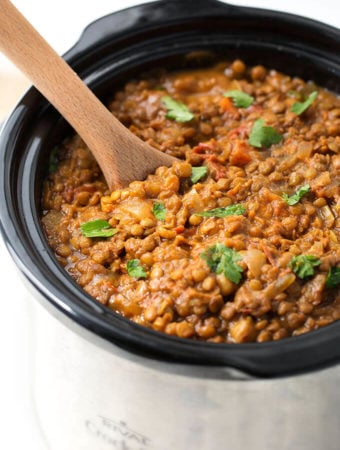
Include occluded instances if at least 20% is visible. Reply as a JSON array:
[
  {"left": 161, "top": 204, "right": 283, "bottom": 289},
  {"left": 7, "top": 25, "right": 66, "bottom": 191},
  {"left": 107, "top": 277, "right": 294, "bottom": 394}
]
[
  {"left": 224, "top": 90, "right": 254, "bottom": 108},
  {"left": 48, "top": 146, "right": 59, "bottom": 173},
  {"left": 127, "top": 259, "right": 147, "bottom": 279},
  {"left": 80, "top": 219, "right": 116, "bottom": 238},
  {"left": 201, "top": 243, "right": 244, "bottom": 284},
  {"left": 249, "top": 118, "right": 282, "bottom": 148},
  {"left": 282, "top": 184, "right": 310, "bottom": 206},
  {"left": 153, "top": 202, "right": 166, "bottom": 221},
  {"left": 326, "top": 267, "right": 340, "bottom": 289},
  {"left": 288, "top": 254, "right": 321, "bottom": 279},
  {"left": 291, "top": 91, "right": 318, "bottom": 115},
  {"left": 191, "top": 166, "right": 208, "bottom": 183},
  {"left": 161, "top": 96, "right": 194, "bottom": 122},
  {"left": 197, "top": 204, "right": 246, "bottom": 218}
]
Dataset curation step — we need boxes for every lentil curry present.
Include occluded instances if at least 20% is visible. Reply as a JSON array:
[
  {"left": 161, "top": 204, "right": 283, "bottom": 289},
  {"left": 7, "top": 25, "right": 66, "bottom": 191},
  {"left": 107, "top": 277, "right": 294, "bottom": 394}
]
[{"left": 42, "top": 60, "right": 340, "bottom": 343}]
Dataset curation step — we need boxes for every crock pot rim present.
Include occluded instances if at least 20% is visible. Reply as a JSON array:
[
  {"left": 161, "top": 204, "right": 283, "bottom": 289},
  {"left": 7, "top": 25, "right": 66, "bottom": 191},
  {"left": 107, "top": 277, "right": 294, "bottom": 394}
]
[{"left": 65, "top": 0, "right": 340, "bottom": 62}]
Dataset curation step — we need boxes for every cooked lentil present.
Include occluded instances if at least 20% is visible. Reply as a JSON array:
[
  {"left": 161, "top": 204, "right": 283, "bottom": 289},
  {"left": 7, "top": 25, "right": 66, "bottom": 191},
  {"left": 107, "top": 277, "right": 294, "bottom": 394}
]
[{"left": 42, "top": 60, "right": 340, "bottom": 343}]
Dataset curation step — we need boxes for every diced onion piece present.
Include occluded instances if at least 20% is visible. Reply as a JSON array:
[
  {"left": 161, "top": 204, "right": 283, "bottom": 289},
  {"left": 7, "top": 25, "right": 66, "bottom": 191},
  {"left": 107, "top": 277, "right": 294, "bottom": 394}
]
[
  {"left": 319, "top": 205, "right": 335, "bottom": 228},
  {"left": 119, "top": 200, "right": 153, "bottom": 220},
  {"left": 265, "top": 273, "right": 296, "bottom": 299},
  {"left": 239, "top": 249, "right": 267, "bottom": 277}
]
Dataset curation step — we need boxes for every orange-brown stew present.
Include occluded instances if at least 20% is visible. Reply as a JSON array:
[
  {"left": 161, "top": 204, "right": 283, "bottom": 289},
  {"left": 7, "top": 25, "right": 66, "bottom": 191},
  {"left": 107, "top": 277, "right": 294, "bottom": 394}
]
[{"left": 42, "top": 60, "right": 340, "bottom": 343}]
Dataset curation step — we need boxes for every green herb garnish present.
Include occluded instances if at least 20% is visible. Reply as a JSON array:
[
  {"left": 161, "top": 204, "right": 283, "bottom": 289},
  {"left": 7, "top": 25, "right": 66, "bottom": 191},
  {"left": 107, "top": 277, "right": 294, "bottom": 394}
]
[
  {"left": 190, "top": 166, "right": 208, "bottom": 183},
  {"left": 48, "top": 146, "right": 59, "bottom": 173},
  {"left": 161, "top": 96, "right": 194, "bottom": 122},
  {"left": 153, "top": 202, "right": 166, "bottom": 221},
  {"left": 291, "top": 91, "right": 318, "bottom": 115},
  {"left": 249, "top": 118, "right": 282, "bottom": 148},
  {"left": 288, "top": 254, "right": 321, "bottom": 279},
  {"left": 282, "top": 184, "right": 310, "bottom": 206},
  {"left": 287, "top": 90, "right": 299, "bottom": 98},
  {"left": 201, "top": 243, "right": 244, "bottom": 284},
  {"left": 197, "top": 204, "right": 246, "bottom": 218},
  {"left": 80, "top": 219, "right": 116, "bottom": 238},
  {"left": 326, "top": 267, "right": 340, "bottom": 289},
  {"left": 127, "top": 259, "right": 147, "bottom": 279},
  {"left": 224, "top": 90, "right": 254, "bottom": 108}
]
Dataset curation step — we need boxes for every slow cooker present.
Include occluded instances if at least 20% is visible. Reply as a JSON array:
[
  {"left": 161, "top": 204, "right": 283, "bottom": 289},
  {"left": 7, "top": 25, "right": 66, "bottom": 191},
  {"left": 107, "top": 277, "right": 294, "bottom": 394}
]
[{"left": 1, "top": 1, "right": 340, "bottom": 449}]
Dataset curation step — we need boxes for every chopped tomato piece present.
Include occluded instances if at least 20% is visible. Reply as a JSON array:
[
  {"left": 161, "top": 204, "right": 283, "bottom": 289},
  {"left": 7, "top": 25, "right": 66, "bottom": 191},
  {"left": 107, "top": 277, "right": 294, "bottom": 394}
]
[
  {"left": 193, "top": 140, "right": 218, "bottom": 154},
  {"left": 227, "top": 124, "right": 250, "bottom": 140},
  {"left": 219, "top": 97, "right": 239, "bottom": 116},
  {"left": 205, "top": 159, "right": 227, "bottom": 180},
  {"left": 230, "top": 141, "right": 252, "bottom": 166},
  {"left": 175, "top": 225, "right": 185, "bottom": 234}
]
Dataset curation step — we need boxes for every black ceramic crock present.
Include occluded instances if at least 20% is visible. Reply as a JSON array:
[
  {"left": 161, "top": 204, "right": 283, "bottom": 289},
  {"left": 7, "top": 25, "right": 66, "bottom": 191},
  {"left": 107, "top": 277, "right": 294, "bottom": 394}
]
[{"left": 1, "top": 0, "right": 340, "bottom": 378}]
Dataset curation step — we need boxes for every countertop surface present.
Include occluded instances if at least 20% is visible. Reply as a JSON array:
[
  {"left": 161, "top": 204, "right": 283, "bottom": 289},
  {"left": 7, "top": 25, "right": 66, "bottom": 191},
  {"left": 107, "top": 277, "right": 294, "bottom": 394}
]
[{"left": 0, "top": 1, "right": 339, "bottom": 449}]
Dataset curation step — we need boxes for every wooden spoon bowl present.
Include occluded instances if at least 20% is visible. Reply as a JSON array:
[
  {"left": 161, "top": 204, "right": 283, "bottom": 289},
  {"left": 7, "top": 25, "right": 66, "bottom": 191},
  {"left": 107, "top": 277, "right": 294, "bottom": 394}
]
[{"left": 0, "top": 0, "right": 175, "bottom": 189}]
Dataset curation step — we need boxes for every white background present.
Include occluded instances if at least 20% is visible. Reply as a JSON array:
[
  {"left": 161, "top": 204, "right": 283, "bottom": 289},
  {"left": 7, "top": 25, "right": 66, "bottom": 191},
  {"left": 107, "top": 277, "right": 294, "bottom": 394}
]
[{"left": 0, "top": 1, "right": 339, "bottom": 449}]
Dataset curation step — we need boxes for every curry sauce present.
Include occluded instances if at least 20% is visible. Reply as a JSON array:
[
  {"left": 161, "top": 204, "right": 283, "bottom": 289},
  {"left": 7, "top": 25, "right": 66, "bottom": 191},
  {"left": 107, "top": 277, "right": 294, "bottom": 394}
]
[{"left": 42, "top": 60, "right": 340, "bottom": 343}]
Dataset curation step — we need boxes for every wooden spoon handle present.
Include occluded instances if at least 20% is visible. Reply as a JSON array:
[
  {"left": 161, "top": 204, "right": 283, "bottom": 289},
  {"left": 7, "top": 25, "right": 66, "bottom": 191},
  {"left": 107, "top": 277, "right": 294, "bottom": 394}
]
[{"left": 0, "top": 0, "right": 175, "bottom": 188}]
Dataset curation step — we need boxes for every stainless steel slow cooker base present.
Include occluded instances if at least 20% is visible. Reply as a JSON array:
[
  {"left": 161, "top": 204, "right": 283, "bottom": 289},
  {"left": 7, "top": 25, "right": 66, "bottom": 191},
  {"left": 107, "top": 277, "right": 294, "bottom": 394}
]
[{"left": 30, "top": 288, "right": 340, "bottom": 450}]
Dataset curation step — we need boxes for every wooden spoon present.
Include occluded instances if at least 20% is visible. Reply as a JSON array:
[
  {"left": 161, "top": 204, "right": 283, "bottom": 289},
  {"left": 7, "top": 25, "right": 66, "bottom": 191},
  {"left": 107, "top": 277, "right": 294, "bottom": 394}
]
[{"left": 0, "top": 0, "right": 176, "bottom": 189}]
